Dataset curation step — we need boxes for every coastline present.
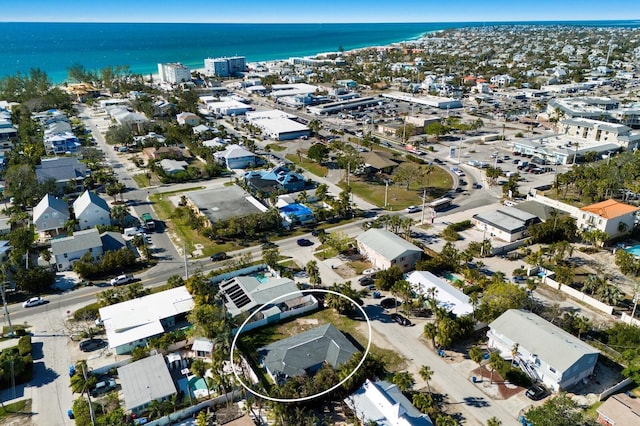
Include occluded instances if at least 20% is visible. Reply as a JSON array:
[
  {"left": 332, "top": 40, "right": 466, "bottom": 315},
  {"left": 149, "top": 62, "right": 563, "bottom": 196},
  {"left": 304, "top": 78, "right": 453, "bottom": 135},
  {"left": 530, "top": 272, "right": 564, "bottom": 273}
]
[{"left": 2, "top": 20, "right": 639, "bottom": 84}]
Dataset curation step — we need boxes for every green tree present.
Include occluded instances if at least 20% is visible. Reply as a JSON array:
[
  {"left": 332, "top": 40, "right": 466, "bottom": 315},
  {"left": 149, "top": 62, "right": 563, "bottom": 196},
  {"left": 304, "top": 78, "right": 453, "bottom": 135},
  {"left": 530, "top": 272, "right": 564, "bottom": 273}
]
[
  {"left": 469, "top": 345, "right": 484, "bottom": 377},
  {"left": 307, "top": 143, "right": 329, "bottom": 163},
  {"left": 374, "top": 265, "right": 404, "bottom": 291},
  {"left": 418, "top": 365, "right": 434, "bottom": 395},
  {"left": 524, "top": 393, "right": 588, "bottom": 426},
  {"left": 489, "top": 352, "right": 504, "bottom": 384},
  {"left": 14, "top": 266, "right": 55, "bottom": 294},
  {"left": 262, "top": 247, "right": 280, "bottom": 270},
  {"left": 325, "top": 281, "right": 362, "bottom": 314},
  {"left": 487, "top": 417, "right": 502, "bottom": 426},
  {"left": 391, "top": 371, "right": 415, "bottom": 392},
  {"left": 477, "top": 281, "right": 528, "bottom": 322},
  {"left": 4, "top": 165, "right": 40, "bottom": 207},
  {"left": 424, "top": 121, "right": 448, "bottom": 142},
  {"left": 305, "top": 260, "right": 321, "bottom": 288},
  {"left": 191, "top": 358, "right": 211, "bottom": 399}
]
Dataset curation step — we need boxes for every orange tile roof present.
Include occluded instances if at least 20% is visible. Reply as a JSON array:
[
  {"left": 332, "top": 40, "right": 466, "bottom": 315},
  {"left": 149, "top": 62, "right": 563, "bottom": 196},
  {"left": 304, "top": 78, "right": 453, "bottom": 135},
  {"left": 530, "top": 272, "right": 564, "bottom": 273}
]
[{"left": 580, "top": 199, "right": 639, "bottom": 219}]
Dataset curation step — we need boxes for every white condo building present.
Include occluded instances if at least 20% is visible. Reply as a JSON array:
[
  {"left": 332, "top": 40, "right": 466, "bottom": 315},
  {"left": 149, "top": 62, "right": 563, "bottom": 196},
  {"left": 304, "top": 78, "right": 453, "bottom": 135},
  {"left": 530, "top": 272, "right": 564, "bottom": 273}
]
[
  {"left": 157, "top": 63, "right": 191, "bottom": 84},
  {"left": 204, "top": 56, "right": 246, "bottom": 77}
]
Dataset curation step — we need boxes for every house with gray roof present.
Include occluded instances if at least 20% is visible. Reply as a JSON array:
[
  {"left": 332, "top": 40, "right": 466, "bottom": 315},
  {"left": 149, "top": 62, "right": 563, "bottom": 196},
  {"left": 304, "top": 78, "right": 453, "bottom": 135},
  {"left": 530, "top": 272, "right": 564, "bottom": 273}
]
[
  {"left": 356, "top": 228, "right": 422, "bottom": 272},
  {"left": 33, "top": 194, "right": 70, "bottom": 238},
  {"left": 258, "top": 324, "right": 358, "bottom": 383},
  {"left": 159, "top": 158, "right": 188, "bottom": 174},
  {"left": 73, "top": 190, "right": 111, "bottom": 230},
  {"left": 488, "top": 309, "right": 599, "bottom": 392},
  {"left": 219, "top": 274, "right": 317, "bottom": 333},
  {"left": 472, "top": 206, "right": 540, "bottom": 242},
  {"left": 35, "top": 157, "right": 88, "bottom": 195},
  {"left": 117, "top": 353, "right": 177, "bottom": 414},
  {"left": 345, "top": 379, "right": 433, "bottom": 426},
  {"left": 50, "top": 228, "right": 103, "bottom": 271}
]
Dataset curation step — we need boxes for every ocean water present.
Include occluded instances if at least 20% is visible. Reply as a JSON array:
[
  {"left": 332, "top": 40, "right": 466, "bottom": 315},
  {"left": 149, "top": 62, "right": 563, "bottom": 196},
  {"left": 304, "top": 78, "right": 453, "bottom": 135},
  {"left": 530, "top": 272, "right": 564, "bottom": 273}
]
[{"left": 1, "top": 21, "right": 639, "bottom": 84}]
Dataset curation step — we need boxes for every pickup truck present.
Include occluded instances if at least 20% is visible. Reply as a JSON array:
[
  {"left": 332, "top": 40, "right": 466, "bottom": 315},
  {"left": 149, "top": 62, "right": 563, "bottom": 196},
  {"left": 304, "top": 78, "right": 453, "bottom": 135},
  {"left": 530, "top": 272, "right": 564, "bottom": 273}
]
[{"left": 110, "top": 274, "right": 134, "bottom": 286}]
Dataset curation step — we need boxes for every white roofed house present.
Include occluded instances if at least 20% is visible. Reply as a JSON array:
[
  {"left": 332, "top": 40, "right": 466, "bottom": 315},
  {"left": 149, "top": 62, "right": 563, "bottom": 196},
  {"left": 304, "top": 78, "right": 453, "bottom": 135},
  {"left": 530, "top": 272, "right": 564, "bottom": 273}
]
[
  {"left": 98, "top": 286, "right": 195, "bottom": 355},
  {"left": 406, "top": 271, "right": 473, "bottom": 317},
  {"left": 50, "top": 228, "right": 103, "bottom": 271},
  {"left": 73, "top": 190, "right": 111, "bottom": 230},
  {"left": 33, "top": 194, "right": 70, "bottom": 239},
  {"left": 345, "top": 379, "right": 433, "bottom": 426},
  {"left": 176, "top": 112, "right": 200, "bottom": 126},
  {"left": 356, "top": 228, "right": 422, "bottom": 272},
  {"left": 487, "top": 309, "right": 599, "bottom": 393},
  {"left": 213, "top": 144, "right": 258, "bottom": 169}
]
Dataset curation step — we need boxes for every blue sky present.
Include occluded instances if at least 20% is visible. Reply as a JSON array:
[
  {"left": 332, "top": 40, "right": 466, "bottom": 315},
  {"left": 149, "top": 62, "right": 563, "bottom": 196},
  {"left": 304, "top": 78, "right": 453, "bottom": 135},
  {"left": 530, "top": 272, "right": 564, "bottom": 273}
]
[{"left": 2, "top": 0, "right": 638, "bottom": 23}]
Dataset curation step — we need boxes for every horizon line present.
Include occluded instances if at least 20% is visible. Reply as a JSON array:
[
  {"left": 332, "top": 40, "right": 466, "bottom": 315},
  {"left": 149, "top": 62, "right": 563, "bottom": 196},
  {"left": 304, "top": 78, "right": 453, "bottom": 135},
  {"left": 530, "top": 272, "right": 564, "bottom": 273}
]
[{"left": 1, "top": 18, "right": 639, "bottom": 25}]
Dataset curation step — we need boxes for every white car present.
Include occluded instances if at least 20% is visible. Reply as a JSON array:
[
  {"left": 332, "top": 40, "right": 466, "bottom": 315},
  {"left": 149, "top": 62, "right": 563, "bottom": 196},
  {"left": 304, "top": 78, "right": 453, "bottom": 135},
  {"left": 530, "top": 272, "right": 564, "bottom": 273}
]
[
  {"left": 23, "top": 297, "right": 46, "bottom": 308},
  {"left": 406, "top": 205, "right": 420, "bottom": 213}
]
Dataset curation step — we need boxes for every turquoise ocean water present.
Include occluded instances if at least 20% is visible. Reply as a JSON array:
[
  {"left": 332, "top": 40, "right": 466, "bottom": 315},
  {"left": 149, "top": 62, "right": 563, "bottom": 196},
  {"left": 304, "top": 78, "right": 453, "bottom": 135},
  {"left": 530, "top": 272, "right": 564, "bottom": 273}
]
[{"left": 1, "top": 21, "right": 639, "bottom": 84}]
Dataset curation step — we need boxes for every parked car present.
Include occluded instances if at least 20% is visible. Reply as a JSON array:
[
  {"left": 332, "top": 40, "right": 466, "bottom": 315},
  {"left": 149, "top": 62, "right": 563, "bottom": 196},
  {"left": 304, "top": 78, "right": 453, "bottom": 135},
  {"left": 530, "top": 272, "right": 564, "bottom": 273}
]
[
  {"left": 390, "top": 313, "right": 412, "bottom": 326},
  {"left": 311, "top": 229, "right": 325, "bottom": 237},
  {"left": 23, "top": 297, "right": 46, "bottom": 308},
  {"left": 69, "top": 365, "right": 76, "bottom": 377},
  {"left": 91, "top": 379, "right": 116, "bottom": 397},
  {"left": 406, "top": 205, "right": 420, "bottom": 213},
  {"left": 110, "top": 274, "right": 134, "bottom": 286},
  {"left": 380, "top": 298, "right": 397, "bottom": 309},
  {"left": 79, "top": 339, "right": 105, "bottom": 352},
  {"left": 525, "top": 384, "right": 548, "bottom": 401},
  {"left": 210, "top": 252, "right": 227, "bottom": 262},
  {"left": 297, "top": 238, "right": 314, "bottom": 247},
  {"left": 358, "top": 276, "right": 374, "bottom": 286},
  {"left": 261, "top": 242, "right": 278, "bottom": 249}
]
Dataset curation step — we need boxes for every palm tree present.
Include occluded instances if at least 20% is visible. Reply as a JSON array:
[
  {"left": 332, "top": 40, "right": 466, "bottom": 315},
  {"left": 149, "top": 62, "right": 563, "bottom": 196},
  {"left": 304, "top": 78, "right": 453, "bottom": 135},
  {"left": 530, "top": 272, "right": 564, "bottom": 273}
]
[
  {"left": 489, "top": 352, "right": 504, "bottom": 384},
  {"left": 423, "top": 322, "right": 437, "bottom": 350},
  {"left": 190, "top": 359, "right": 211, "bottom": 399},
  {"left": 487, "top": 417, "right": 502, "bottom": 426},
  {"left": 110, "top": 204, "right": 129, "bottom": 228},
  {"left": 469, "top": 346, "right": 484, "bottom": 380},
  {"left": 305, "top": 260, "right": 321, "bottom": 288},
  {"left": 418, "top": 365, "right": 434, "bottom": 395},
  {"left": 511, "top": 343, "right": 519, "bottom": 367},
  {"left": 391, "top": 371, "right": 415, "bottom": 393}
]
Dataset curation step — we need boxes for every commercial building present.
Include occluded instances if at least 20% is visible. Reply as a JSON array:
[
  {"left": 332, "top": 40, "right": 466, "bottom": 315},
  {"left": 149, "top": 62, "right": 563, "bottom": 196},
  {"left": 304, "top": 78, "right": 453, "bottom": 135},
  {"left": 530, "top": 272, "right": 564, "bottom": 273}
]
[
  {"left": 381, "top": 92, "right": 462, "bottom": 110},
  {"left": 199, "top": 96, "right": 252, "bottom": 116},
  {"left": 245, "top": 110, "right": 311, "bottom": 140},
  {"left": 157, "top": 62, "right": 191, "bottom": 84}
]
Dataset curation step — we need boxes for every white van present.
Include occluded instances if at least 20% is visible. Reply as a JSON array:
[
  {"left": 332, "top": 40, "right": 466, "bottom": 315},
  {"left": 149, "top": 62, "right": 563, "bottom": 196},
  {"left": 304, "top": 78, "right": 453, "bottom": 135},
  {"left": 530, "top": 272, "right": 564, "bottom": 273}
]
[
  {"left": 124, "top": 227, "right": 139, "bottom": 237},
  {"left": 504, "top": 200, "right": 517, "bottom": 207}
]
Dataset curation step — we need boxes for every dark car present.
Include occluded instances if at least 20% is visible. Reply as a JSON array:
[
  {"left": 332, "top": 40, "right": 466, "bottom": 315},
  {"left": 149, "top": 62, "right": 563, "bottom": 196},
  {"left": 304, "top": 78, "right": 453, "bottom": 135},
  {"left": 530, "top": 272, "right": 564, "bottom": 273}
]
[
  {"left": 390, "top": 313, "right": 412, "bottom": 326},
  {"left": 311, "top": 229, "right": 325, "bottom": 237},
  {"left": 380, "top": 297, "right": 397, "bottom": 309},
  {"left": 525, "top": 384, "right": 548, "bottom": 401},
  {"left": 79, "top": 339, "right": 105, "bottom": 352},
  {"left": 210, "top": 252, "right": 227, "bottom": 262},
  {"left": 358, "top": 276, "right": 374, "bottom": 286},
  {"left": 297, "top": 238, "right": 314, "bottom": 247},
  {"left": 261, "top": 242, "right": 278, "bottom": 249}
]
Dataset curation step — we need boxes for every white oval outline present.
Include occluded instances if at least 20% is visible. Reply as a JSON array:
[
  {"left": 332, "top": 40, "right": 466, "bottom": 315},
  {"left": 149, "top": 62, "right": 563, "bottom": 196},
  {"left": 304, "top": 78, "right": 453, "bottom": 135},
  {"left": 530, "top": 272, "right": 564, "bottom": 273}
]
[{"left": 230, "top": 288, "right": 372, "bottom": 403}]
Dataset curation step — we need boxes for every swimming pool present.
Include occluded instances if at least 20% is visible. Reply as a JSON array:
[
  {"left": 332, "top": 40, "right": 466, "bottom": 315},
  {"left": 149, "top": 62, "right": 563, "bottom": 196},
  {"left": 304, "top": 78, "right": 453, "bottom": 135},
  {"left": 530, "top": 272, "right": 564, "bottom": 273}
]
[
  {"left": 625, "top": 245, "right": 640, "bottom": 257},
  {"left": 189, "top": 376, "right": 208, "bottom": 391},
  {"left": 251, "top": 273, "right": 269, "bottom": 283}
]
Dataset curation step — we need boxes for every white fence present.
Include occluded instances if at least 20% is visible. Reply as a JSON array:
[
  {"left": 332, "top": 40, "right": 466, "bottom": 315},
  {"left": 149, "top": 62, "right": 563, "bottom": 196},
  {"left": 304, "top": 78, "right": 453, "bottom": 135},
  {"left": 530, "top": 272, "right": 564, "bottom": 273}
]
[
  {"left": 541, "top": 276, "right": 614, "bottom": 315},
  {"left": 527, "top": 191, "right": 582, "bottom": 217},
  {"left": 144, "top": 390, "right": 243, "bottom": 426},
  {"left": 599, "top": 378, "right": 634, "bottom": 401},
  {"left": 620, "top": 312, "right": 640, "bottom": 327}
]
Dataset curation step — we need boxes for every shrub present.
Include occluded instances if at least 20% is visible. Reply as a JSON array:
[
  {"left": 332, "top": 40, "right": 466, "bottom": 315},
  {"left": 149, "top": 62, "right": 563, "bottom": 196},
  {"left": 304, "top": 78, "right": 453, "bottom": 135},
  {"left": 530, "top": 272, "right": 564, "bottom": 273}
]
[
  {"left": 505, "top": 368, "right": 532, "bottom": 387},
  {"left": 441, "top": 227, "right": 461, "bottom": 241},
  {"left": 406, "top": 154, "right": 426, "bottom": 164},
  {"left": 18, "top": 336, "right": 32, "bottom": 356},
  {"left": 73, "top": 303, "right": 100, "bottom": 321}
]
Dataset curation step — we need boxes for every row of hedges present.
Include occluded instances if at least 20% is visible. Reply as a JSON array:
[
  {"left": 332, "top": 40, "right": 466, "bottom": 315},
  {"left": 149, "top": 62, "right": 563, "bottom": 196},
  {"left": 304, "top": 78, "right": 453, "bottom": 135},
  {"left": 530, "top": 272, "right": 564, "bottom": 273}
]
[{"left": 0, "top": 336, "right": 34, "bottom": 388}]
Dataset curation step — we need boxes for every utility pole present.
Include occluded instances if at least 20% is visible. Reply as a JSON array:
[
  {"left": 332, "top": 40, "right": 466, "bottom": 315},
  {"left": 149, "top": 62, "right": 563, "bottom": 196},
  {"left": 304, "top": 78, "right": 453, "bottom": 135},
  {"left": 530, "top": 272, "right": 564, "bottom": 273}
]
[
  {"left": 184, "top": 242, "right": 189, "bottom": 280},
  {"left": 384, "top": 179, "right": 390, "bottom": 208},
  {"left": 1, "top": 266, "right": 14, "bottom": 338},
  {"left": 420, "top": 188, "right": 427, "bottom": 225},
  {"left": 82, "top": 363, "right": 97, "bottom": 426}
]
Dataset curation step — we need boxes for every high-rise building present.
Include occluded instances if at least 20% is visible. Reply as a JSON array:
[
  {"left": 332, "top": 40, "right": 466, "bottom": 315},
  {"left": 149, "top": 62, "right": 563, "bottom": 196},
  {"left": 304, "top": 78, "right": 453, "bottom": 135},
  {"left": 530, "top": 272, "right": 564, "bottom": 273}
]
[
  {"left": 204, "top": 56, "right": 246, "bottom": 77},
  {"left": 157, "top": 63, "right": 191, "bottom": 84}
]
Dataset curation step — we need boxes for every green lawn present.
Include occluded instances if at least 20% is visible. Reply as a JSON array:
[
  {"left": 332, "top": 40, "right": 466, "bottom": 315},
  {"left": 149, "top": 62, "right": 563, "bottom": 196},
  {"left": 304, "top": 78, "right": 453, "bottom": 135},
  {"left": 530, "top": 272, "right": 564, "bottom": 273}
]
[
  {"left": 285, "top": 154, "right": 328, "bottom": 177},
  {"left": 0, "top": 399, "right": 30, "bottom": 419},
  {"left": 265, "top": 143, "right": 286, "bottom": 152},
  {"left": 131, "top": 173, "right": 151, "bottom": 188},
  {"left": 341, "top": 165, "right": 453, "bottom": 210}
]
